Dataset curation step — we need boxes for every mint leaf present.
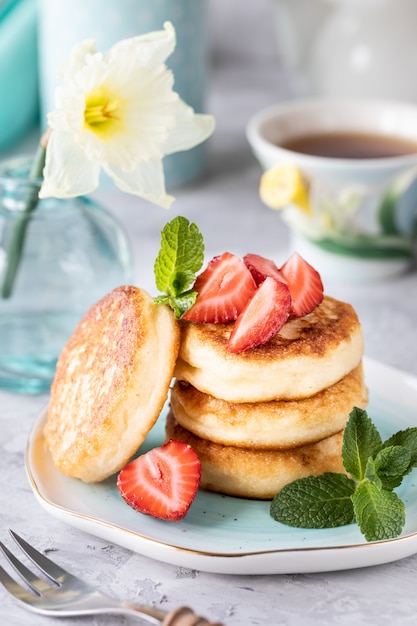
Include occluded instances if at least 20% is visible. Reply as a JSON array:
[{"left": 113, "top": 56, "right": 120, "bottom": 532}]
[
  {"left": 352, "top": 481, "right": 405, "bottom": 541},
  {"left": 154, "top": 216, "right": 204, "bottom": 317},
  {"left": 383, "top": 428, "right": 417, "bottom": 469},
  {"left": 373, "top": 445, "right": 411, "bottom": 490},
  {"left": 154, "top": 291, "right": 197, "bottom": 320},
  {"left": 270, "top": 407, "right": 414, "bottom": 542},
  {"left": 270, "top": 473, "right": 356, "bottom": 529},
  {"left": 342, "top": 407, "right": 382, "bottom": 481},
  {"left": 364, "top": 457, "right": 382, "bottom": 489}
]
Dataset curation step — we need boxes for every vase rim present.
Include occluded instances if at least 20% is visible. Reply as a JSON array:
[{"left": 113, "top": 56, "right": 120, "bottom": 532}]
[{"left": 0, "top": 155, "right": 42, "bottom": 189}]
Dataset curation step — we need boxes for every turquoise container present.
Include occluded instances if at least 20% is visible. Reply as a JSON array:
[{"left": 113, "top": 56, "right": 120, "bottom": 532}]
[
  {"left": 0, "top": 0, "right": 39, "bottom": 151},
  {"left": 37, "top": 0, "right": 209, "bottom": 188}
]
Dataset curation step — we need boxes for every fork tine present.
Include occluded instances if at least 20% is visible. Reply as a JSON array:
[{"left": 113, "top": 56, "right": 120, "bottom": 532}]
[
  {"left": 9, "top": 531, "right": 66, "bottom": 585},
  {"left": 0, "top": 563, "right": 40, "bottom": 605},
  {"left": 0, "top": 541, "right": 51, "bottom": 595}
]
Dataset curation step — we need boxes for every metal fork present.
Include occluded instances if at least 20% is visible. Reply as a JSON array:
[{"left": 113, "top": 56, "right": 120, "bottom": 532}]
[{"left": 0, "top": 530, "right": 224, "bottom": 625}]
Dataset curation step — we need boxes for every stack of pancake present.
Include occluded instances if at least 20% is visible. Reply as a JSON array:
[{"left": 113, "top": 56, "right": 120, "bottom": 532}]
[
  {"left": 168, "top": 295, "right": 368, "bottom": 500},
  {"left": 45, "top": 285, "right": 367, "bottom": 503}
]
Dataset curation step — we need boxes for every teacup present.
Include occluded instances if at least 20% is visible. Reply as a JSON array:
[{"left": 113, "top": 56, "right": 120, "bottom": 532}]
[{"left": 246, "top": 98, "right": 417, "bottom": 281}]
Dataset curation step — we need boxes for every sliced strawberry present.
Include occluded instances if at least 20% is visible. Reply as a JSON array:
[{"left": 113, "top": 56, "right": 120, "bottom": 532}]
[
  {"left": 227, "top": 277, "right": 291, "bottom": 353},
  {"left": 243, "top": 253, "right": 288, "bottom": 286},
  {"left": 182, "top": 252, "right": 257, "bottom": 323},
  {"left": 280, "top": 252, "right": 324, "bottom": 317},
  {"left": 117, "top": 440, "right": 201, "bottom": 521}
]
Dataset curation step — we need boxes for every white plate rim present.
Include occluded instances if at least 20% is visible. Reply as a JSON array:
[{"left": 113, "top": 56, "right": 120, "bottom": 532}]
[{"left": 25, "top": 356, "right": 417, "bottom": 575}]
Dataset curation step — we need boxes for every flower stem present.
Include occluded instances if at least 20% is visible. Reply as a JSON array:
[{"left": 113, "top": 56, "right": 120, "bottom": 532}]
[{"left": 1, "top": 143, "right": 47, "bottom": 299}]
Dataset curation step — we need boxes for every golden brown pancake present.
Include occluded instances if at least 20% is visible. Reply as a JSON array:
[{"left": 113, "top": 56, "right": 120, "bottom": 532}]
[
  {"left": 170, "top": 362, "right": 367, "bottom": 449},
  {"left": 165, "top": 411, "right": 345, "bottom": 499},
  {"left": 45, "top": 286, "right": 180, "bottom": 483},
  {"left": 174, "top": 296, "right": 364, "bottom": 402}
]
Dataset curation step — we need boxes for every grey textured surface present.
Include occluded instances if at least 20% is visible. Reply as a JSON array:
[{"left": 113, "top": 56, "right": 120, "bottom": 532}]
[{"left": 1, "top": 1, "right": 417, "bottom": 624}]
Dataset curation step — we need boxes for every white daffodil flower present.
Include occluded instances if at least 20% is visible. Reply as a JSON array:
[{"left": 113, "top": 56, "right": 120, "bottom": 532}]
[{"left": 39, "top": 22, "right": 215, "bottom": 208}]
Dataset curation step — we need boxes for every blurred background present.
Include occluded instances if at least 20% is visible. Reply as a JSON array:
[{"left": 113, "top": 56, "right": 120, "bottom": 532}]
[
  {"left": 2, "top": 0, "right": 417, "bottom": 161},
  {"left": 3, "top": 0, "right": 417, "bottom": 288},
  {"left": 1, "top": 0, "right": 417, "bottom": 389},
  {"left": 0, "top": 0, "right": 283, "bottom": 158}
]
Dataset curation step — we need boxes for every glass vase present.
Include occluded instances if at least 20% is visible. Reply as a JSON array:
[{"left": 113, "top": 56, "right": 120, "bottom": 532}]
[{"left": 0, "top": 156, "right": 133, "bottom": 394}]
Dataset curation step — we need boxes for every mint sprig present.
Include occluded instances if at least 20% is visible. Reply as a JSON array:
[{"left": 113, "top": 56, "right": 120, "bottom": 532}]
[
  {"left": 270, "top": 407, "right": 417, "bottom": 542},
  {"left": 154, "top": 216, "right": 204, "bottom": 318},
  {"left": 342, "top": 406, "right": 382, "bottom": 480},
  {"left": 270, "top": 473, "right": 356, "bottom": 529},
  {"left": 352, "top": 481, "right": 405, "bottom": 542}
]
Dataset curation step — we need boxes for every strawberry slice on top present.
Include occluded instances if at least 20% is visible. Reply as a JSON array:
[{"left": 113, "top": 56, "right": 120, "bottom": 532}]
[
  {"left": 117, "top": 440, "right": 201, "bottom": 521},
  {"left": 182, "top": 252, "right": 257, "bottom": 323},
  {"left": 280, "top": 252, "right": 324, "bottom": 317},
  {"left": 243, "top": 253, "right": 288, "bottom": 286},
  {"left": 227, "top": 276, "right": 291, "bottom": 353}
]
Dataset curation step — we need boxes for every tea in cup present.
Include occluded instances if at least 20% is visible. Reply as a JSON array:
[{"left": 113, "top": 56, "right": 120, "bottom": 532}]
[{"left": 246, "top": 99, "right": 417, "bottom": 281}]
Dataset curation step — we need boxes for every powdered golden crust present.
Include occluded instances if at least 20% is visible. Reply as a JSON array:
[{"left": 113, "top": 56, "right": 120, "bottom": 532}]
[
  {"left": 45, "top": 286, "right": 180, "bottom": 483},
  {"left": 170, "top": 363, "right": 367, "bottom": 449},
  {"left": 165, "top": 412, "right": 345, "bottom": 499},
  {"left": 174, "top": 296, "right": 364, "bottom": 402}
]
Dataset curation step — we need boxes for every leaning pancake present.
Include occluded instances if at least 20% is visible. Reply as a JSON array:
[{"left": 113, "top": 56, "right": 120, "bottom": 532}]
[
  {"left": 175, "top": 296, "right": 363, "bottom": 402},
  {"left": 170, "top": 362, "right": 367, "bottom": 449},
  {"left": 45, "top": 286, "right": 180, "bottom": 483},
  {"left": 165, "top": 411, "right": 345, "bottom": 499}
]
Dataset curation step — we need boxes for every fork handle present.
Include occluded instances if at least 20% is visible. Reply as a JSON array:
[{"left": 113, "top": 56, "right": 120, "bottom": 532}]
[{"left": 162, "top": 606, "right": 224, "bottom": 626}]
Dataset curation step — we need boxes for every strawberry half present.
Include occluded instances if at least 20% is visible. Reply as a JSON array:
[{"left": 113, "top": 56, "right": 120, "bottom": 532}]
[
  {"left": 117, "top": 440, "right": 201, "bottom": 521},
  {"left": 182, "top": 252, "right": 257, "bottom": 323},
  {"left": 280, "top": 252, "right": 324, "bottom": 317},
  {"left": 227, "top": 276, "right": 291, "bottom": 353},
  {"left": 243, "top": 253, "right": 288, "bottom": 286}
]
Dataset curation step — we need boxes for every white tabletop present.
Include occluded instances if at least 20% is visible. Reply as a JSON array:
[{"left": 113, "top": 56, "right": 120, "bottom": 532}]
[{"left": 2, "top": 2, "right": 417, "bottom": 625}]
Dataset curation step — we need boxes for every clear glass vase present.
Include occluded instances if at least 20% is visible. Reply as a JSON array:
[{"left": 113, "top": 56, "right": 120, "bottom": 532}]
[{"left": 0, "top": 156, "right": 133, "bottom": 394}]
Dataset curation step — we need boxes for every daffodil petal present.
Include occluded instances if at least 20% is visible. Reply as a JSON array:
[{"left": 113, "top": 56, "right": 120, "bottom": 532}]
[
  {"left": 58, "top": 39, "right": 97, "bottom": 80},
  {"left": 107, "top": 21, "right": 176, "bottom": 68},
  {"left": 39, "top": 129, "right": 100, "bottom": 199},
  {"left": 103, "top": 159, "right": 175, "bottom": 209},
  {"left": 40, "top": 23, "right": 214, "bottom": 205},
  {"left": 163, "top": 98, "right": 215, "bottom": 155}
]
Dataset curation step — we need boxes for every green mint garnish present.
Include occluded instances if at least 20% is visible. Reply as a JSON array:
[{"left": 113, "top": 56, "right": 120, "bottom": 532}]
[
  {"left": 352, "top": 481, "right": 405, "bottom": 542},
  {"left": 383, "top": 427, "right": 417, "bottom": 469},
  {"left": 270, "top": 473, "right": 356, "bottom": 529},
  {"left": 342, "top": 406, "right": 382, "bottom": 481},
  {"left": 372, "top": 445, "right": 411, "bottom": 490},
  {"left": 270, "top": 407, "right": 417, "bottom": 542},
  {"left": 153, "top": 216, "right": 204, "bottom": 319}
]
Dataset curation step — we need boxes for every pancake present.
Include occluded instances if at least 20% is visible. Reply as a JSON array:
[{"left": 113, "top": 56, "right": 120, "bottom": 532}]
[
  {"left": 45, "top": 286, "right": 180, "bottom": 483},
  {"left": 170, "top": 362, "right": 367, "bottom": 449},
  {"left": 174, "top": 296, "right": 364, "bottom": 402},
  {"left": 165, "top": 411, "right": 345, "bottom": 499}
]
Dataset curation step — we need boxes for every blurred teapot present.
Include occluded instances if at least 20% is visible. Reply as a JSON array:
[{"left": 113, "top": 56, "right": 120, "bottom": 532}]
[
  {"left": 272, "top": 0, "right": 417, "bottom": 101},
  {"left": 271, "top": 0, "right": 333, "bottom": 90}
]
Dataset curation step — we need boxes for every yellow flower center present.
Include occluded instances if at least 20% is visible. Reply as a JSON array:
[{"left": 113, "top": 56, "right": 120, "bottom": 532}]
[{"left": 84, "top": 87, "right": 122, "bottom": 137}]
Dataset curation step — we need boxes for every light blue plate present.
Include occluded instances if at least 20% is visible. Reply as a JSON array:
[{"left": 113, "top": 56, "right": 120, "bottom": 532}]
[{"left": 26, "top": 357, "right": 417, "bottom": 575}]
